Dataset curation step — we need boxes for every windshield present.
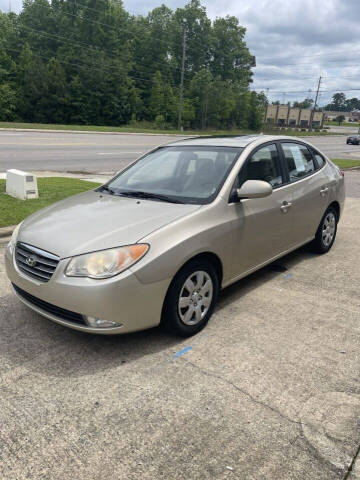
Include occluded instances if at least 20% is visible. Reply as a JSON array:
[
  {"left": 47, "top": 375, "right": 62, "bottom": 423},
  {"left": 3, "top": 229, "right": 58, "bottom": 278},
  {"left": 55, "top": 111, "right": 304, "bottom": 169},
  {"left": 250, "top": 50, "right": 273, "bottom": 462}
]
[{"left": 105, "top": 146, "right": 242, "bottom": 204}]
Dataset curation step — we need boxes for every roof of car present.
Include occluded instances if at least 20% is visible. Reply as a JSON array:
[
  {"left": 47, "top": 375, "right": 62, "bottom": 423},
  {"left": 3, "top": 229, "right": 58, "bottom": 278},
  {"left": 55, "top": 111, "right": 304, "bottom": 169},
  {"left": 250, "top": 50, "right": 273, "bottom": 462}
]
[{"left": 166, "top": 134, "right": 271, "bottom": 148}]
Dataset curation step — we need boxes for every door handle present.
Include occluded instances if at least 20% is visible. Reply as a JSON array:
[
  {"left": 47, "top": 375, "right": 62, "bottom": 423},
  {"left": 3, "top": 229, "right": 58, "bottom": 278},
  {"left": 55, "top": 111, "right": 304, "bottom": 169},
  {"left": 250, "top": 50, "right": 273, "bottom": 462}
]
[
  {"left": 320, "top": 187, "right": 329, "bottom": 196},
  {"left": 280, "top": 201, "right": 292, "bottom": 213}
]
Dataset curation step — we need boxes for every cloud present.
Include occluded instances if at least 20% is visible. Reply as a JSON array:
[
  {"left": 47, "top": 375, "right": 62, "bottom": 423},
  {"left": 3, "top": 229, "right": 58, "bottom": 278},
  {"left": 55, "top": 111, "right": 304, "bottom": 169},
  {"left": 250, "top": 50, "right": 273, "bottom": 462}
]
[
  {"left": 2, "top": 0, "right": 359, "bottom": 105},
  {"left": 204, "top": 0, "right": 360, "bottom": 104},
  {"left": 0, "top": 0, "right": 22, "bottom": 12}
]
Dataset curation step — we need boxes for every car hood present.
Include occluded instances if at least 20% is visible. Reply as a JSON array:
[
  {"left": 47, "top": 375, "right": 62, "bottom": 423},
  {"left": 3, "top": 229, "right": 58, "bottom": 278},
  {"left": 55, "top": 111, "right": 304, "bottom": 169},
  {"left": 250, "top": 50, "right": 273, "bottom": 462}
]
[{"left": 18, "top": 190, "right": 201, "bottom": 258}]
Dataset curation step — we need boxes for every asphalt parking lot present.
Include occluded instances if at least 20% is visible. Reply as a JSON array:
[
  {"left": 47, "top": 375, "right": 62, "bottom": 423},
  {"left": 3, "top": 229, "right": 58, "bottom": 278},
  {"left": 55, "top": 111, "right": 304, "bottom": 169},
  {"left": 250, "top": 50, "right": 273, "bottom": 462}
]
[{"left": 1, "top": 192, "right": 360, "bottom": 479}]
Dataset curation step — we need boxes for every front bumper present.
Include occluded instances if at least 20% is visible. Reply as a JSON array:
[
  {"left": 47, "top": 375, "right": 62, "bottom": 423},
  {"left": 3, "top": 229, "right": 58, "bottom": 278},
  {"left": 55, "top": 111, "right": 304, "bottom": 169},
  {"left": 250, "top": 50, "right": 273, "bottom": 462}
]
[{"left": 5, "top": 243, "right": 171, "bottom": 334}]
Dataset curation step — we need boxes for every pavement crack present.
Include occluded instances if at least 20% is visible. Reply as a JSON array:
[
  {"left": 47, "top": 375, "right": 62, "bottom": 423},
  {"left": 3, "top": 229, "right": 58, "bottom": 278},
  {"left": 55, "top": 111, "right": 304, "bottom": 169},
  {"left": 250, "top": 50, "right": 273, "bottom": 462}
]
[
  {"left": 182, "top": 358, "right": 302, "bottom": 428},
  {"left": 342, "top": 441, "right": 360, "bottom": 480}
]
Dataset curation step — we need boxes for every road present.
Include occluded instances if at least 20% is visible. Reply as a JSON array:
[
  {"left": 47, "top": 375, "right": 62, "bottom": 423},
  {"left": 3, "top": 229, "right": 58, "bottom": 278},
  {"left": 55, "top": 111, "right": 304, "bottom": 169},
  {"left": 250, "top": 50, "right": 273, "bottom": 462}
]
[
  {"left": 327, "top": 124, "right": 360, "bottom": 134},
  {"left": 1, "top": 197, "right": 360, "bottom": 479},
  {"left": 0, "top": 130, "right": 359, "bottom": 173}
]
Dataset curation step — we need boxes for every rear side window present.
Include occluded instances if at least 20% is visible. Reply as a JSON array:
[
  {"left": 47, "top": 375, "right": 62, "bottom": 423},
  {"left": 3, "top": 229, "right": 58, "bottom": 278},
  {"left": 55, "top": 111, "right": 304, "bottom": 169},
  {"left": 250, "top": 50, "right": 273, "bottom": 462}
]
[
  {"left": 311, "top": 149, "right": 326, "bottom": 169},
  {"left": 281, "top": 142, "right": 315, "bottom": 182}
]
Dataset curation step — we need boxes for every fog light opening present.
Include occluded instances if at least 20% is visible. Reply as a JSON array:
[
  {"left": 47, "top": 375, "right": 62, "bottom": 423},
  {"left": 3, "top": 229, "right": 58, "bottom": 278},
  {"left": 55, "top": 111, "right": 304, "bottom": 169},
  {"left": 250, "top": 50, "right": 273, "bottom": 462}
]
[{"left": 84, "top": 316, "right": 122, "bottom": 328}]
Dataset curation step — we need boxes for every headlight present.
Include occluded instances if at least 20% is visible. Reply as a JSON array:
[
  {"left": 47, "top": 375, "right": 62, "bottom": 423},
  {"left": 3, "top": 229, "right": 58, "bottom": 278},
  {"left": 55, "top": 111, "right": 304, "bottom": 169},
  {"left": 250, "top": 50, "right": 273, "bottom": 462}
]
[
  {"left": 8, "top": 222, "right": 22, "bottom": 253},
  {"left": 65, "top": 244, "right": 149, "bottom": 279}
]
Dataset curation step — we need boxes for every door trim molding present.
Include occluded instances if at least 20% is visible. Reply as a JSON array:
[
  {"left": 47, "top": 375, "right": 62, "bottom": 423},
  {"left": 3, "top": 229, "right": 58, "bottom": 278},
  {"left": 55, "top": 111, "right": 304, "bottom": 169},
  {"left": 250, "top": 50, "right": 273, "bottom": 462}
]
[{"left": 221, "top": 236, "right": 314, "bottom": 289}]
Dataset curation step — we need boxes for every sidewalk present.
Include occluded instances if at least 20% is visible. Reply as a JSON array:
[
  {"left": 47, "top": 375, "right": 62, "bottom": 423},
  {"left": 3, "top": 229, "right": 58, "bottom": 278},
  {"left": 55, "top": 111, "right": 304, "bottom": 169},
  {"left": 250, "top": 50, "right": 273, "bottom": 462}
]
[{"left": 0, "top": 170, "right": 112, "bottom": 184}]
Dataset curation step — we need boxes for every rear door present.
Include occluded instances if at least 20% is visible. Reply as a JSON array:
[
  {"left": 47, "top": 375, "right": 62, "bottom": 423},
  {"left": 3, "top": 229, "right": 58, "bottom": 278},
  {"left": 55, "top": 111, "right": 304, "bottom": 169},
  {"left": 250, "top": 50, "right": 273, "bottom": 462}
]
[
  {"left": 228, "top": 142, "right": 295, "bottom": 277},
  {"left": 278, "top": 141, "right": 329, "bottom": 245}
]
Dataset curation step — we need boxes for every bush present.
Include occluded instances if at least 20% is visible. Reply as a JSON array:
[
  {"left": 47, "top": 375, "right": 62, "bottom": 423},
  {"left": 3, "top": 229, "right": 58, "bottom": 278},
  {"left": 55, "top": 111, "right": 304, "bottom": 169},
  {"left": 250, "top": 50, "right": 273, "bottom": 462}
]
[{"left": 155, "top": 114, "right": 165, "bottom": 128}]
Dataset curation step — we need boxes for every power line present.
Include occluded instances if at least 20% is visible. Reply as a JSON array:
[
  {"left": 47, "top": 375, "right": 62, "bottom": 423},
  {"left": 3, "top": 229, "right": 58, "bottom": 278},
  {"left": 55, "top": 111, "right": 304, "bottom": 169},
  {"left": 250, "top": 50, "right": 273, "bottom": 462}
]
[
  {"left": 18, "top": 0, "right": 211, "bottom": 54},
  {"left": 13, "top": 24, "right": 193, "bottom": 85},
  {"left": 254, "top": 87, "right": 360, "bottom": 94},
  {"left": 256, "top": 59, "right": 360, "bottom": 68},
  {"left": 15, "top": 22, "right": 194, "bottom": 79},
  {"left": 5, "top": 45, "right": 182, "bottom": 87},
  {"left": 256, "top": 47, "right": 360, "bottom": 61}
]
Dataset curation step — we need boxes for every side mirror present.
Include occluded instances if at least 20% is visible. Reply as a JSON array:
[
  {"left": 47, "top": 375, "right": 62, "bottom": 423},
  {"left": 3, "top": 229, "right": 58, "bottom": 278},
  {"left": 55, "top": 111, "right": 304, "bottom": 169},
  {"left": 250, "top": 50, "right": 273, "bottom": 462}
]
[{"left": 237, "top": 180, "right": 273, "bottom": 199}]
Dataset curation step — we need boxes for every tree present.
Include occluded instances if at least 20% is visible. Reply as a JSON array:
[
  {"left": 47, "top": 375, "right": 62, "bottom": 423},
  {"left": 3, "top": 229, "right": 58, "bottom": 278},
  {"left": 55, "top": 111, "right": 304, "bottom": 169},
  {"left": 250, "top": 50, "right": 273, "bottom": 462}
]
[
  {"left": 334, "top": 114, "right": 345, "bottom": 126},
  {"left": 37, "top": 58, "right": 68, "bottom": 123},
  {"left": 0, "top": 83, "right": 17, "bottom": 121},
  {"left": 188, "top": 68, "right": 213, "bottom": 129},
  {"left": 293, "top": 98, "right": 313, "bottom": 109},
  {"left": 345, "top": 97, "right": 360, "bottom": 112},
  {"left": 0, "top": 11, "right": 18, "bottom": 120},
  {"left": 248, "top": 91, "right": 264, "bottom": 130},
  {"left": 0, "top": 0, "right": 258, "bottom": 129},
  {"left": 325, "top": 93, "right": 347, "bottom": 112},
  {"left": 148, "top": 71, "right": 176, "bottom": 124},
  {"left": 332, "top": 93, "right": 346, "bottom": 111},
  {"left": 210, "top": 16, "right": 254, "bottom": 84}
]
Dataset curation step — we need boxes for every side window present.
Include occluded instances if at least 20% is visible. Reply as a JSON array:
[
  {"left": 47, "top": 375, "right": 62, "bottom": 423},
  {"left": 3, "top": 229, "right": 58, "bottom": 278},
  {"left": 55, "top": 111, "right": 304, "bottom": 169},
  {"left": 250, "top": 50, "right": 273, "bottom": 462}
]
[
  {"left": 281, "top": 143, "right": 315, "bottom": 182},
  {"left": 241, "top": 144, "right": 283, "bottom": 188},
  {"left": 311, "top": 149, "right": 326, "bottom": 169}
]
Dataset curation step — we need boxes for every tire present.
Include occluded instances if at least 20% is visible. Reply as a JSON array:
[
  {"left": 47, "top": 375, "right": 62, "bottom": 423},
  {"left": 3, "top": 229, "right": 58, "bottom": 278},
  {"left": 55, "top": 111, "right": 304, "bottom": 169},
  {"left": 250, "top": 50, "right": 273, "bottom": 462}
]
[
  {"left": 161, "top": 259, "right": 219, "bottom": 337},
  {"left": 310, "top": 206, "right": 338, "bottom": 254}
]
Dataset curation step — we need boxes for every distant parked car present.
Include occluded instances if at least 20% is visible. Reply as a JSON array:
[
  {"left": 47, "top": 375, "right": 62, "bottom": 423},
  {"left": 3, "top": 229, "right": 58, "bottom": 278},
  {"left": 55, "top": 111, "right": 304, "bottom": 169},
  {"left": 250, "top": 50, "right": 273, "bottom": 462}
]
[
  {"left": 5, "top": 135, "right": 345, "bottom": 337},
  {"left": 346, "top": 135, "right": 360, "bottom": 145}
]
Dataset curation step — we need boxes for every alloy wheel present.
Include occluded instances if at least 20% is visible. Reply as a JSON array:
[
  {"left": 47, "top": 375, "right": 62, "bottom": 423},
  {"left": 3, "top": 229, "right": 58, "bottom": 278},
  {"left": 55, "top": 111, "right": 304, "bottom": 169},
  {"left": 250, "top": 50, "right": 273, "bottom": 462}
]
[
  {"left": 322, "top": 212, "right": 336, "bottom": 247},
  {"left": 178, "top": 271, "right": 213, "bottom": 326}
]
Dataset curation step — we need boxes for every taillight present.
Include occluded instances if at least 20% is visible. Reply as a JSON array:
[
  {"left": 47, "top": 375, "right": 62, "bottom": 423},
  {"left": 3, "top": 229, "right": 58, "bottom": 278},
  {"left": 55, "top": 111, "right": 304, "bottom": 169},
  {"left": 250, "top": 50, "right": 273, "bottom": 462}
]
[{"left": 340, "top": 170, "right": 345, "bottom": 177}]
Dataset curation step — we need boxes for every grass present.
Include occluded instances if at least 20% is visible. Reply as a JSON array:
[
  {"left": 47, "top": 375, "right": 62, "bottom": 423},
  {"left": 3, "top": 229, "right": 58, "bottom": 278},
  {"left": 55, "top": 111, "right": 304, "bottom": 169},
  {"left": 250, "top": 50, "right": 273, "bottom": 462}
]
[
  {"left": 0, "top": 121, "right": 338, "bottom": 137},
  {"left": 0, "top": 121, "right": 254, "bottom": 136},
  {"left": 263, "top": 130, "right": 335, "bottom": 137},
  {"left": 0, "top": 177, "right": 100, "bottom": 228},
  {"left": 331, "top": 158, "right": 360, "bottom": 169},
  {"left": 325, "top": 121, "right": 360, "bottom": 128}
]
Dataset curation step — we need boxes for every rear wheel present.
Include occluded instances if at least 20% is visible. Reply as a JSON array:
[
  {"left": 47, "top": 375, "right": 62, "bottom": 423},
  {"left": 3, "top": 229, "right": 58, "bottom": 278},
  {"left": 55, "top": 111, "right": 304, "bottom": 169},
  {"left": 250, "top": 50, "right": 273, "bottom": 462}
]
[
  {"left": 310, "top": 206, "right": 338, "bottom": 254},
  {"left": 161, "top": 260, "right": 219, "bottom": 337}
]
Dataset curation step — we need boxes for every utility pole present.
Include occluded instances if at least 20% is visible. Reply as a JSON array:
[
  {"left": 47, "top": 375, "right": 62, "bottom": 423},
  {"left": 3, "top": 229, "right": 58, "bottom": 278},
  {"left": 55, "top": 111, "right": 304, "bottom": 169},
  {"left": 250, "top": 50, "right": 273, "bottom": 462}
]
[
  {"left": 314, "top": 76, "right": 322, "bottom": 110},
  {"left": 310, "top": 76, "right": 322, "bottom": 130},
  {"left": 177, "top": 26, "right": 187, "bottom": 131}
]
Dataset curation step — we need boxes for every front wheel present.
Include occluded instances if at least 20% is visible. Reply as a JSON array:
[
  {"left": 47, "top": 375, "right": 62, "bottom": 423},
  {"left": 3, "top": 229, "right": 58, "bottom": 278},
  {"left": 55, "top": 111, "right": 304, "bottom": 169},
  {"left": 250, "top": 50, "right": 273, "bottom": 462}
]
[
  {"left": 310, "top": 206, "right": 338, "bottom": 254},
  {"left": 161, "top": 260, "right": 219, "bottom": 337}
]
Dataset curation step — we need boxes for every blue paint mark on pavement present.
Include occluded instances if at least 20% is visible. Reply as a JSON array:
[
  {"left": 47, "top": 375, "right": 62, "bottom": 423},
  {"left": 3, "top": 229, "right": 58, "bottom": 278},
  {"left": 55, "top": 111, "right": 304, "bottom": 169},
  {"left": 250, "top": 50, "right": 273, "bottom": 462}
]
[
  {"left": 174, "top": 346, "right": 192, "bottom": 358},
  {"left": 284, "top": 273, "right": 293, "bottom": 279}
]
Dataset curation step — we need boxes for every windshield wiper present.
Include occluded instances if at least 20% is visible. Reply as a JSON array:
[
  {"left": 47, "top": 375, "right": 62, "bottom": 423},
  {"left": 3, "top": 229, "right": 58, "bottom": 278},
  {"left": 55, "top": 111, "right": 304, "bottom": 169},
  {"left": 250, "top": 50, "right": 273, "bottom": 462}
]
[
  {"left": 117, "top": 190, "right": 184, "bottom": 204},
  {"left": 100, "top": 185, "right": 116, "bottom": 195}
]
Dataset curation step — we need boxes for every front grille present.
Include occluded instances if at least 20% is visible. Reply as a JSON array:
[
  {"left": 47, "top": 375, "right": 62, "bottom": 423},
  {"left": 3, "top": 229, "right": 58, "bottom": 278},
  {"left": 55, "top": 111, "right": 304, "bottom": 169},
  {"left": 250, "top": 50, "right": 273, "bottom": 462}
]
[
  {"left": 12, "top": 284, "right": 86, "bottom": 325},
  {"left": 15, "top": 242, "right": 59, "bottom": 283}
]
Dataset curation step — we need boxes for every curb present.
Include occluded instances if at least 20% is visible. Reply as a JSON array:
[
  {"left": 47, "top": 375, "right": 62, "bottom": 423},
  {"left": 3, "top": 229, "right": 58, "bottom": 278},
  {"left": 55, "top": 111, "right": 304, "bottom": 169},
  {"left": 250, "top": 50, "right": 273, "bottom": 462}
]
[
  {"left": 0, "top": 225, "right": 16, "bottom": 238},
  {"left": 0, "top": 127, "right": 188, "bottom": 137}
]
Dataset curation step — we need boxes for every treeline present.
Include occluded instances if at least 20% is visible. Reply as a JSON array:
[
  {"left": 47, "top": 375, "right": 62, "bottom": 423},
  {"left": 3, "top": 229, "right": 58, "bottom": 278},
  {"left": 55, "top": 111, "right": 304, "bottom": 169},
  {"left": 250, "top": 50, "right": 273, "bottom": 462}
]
[
  {"left": 324, "top": 93, "right": 360, "bottom": 113},
  {"left": 0, "top": 0, "right": 267, "bottom": 130}
]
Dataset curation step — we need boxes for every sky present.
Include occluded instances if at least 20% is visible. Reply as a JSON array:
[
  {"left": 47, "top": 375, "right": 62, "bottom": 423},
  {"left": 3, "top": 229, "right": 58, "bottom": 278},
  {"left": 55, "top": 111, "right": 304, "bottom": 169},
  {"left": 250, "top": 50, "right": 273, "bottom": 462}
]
[{"left": 1, "top": 0, "right": 359, "bottom": 106}]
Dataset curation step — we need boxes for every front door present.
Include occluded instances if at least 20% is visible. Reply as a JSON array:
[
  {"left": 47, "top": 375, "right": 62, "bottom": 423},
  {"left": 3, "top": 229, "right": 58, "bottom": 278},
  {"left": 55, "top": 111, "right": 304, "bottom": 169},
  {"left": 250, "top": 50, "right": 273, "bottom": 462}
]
[{"left": 228, "top": 143, "right": 294, "bottom": 279}]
